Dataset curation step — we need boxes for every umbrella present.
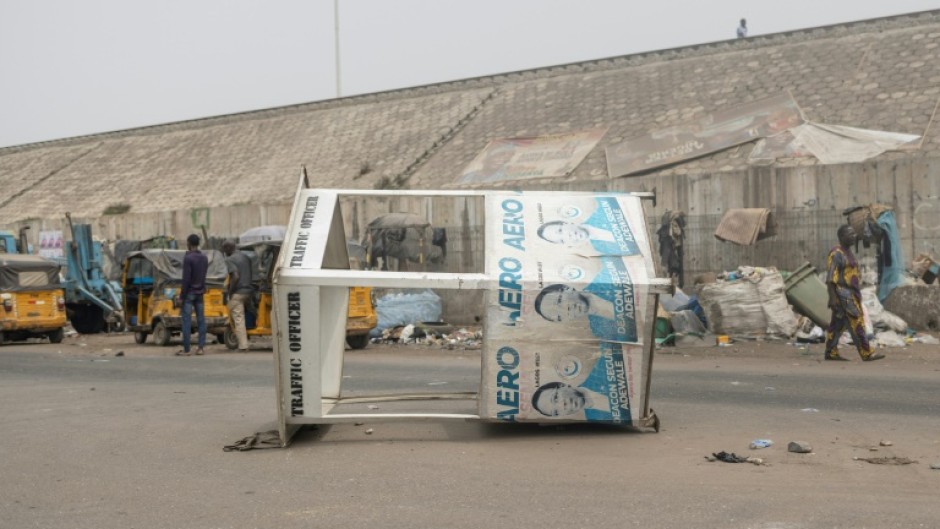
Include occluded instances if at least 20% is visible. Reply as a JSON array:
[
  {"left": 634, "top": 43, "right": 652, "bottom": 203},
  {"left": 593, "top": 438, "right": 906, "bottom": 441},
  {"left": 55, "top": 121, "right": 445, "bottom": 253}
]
[
  {"left": 366, "top": 213, "right": 430, "bottom": 230},
  {"left": 239, "top": 225, "right": 286, "bottom": 245}
]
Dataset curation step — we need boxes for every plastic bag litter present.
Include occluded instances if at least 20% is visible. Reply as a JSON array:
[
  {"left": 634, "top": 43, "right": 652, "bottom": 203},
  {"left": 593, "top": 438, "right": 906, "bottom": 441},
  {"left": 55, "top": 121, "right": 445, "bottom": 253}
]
[
  {"left": 916, "top": 334, "right": 940, "bottom": 345},
  {"left": 712, "top": 451, "right": 749, "bottom": 463},
  {"left": 710, "top": 451, "right": 763, "bottom": 465},
  {"left": 399, "top": 324, "right": 415, "bottom": 343},
  {"left": 795, "top": 316, "right": 824, "bottom": 342},
  {"left": 874, "top": 330, "right": 906, "bottom": 347},
  {"left": 878, "top": 311, "right": 908, "bottom": 333},
  {"left": 660, "top": 288, "right": 691, "bottom": 312},
  {"left": 861, "top": 302, "right": 875, "bottom": 338},
  {"left": 858, "top": 256, "right": 880, "bottom": 287},
  {"left": 370, "top": 289, "right": 442, "bottom": 336},
  {"left": 861, "top": 286, "right": 907, "bottom": 332},
  {"left": 670, "top": 310, "right": 707, "bottom": 335}
]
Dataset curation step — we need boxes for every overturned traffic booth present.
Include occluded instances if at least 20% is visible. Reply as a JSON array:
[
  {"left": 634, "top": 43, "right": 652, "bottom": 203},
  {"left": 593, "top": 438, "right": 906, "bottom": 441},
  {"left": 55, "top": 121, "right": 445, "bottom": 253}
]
[{"left": 272, "top": 174, "right": 672, "bottom": 445}]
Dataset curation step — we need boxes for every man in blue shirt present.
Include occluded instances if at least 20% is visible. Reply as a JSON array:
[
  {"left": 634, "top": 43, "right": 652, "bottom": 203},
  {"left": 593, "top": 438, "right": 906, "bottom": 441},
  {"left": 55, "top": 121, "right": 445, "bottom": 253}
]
[{"left": 178, "top": 234, "right": 209, "bottom": 356}]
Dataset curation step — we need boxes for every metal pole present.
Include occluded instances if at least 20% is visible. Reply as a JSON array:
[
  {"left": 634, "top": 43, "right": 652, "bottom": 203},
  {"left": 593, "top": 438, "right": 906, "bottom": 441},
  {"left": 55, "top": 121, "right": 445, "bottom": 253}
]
[{"left": 334, "top": 0, "right": 341, "bottom": 97}]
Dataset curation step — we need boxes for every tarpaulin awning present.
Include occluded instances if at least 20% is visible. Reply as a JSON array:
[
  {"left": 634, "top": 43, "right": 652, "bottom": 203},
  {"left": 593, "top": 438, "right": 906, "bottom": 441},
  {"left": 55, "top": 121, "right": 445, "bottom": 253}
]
[{"left": 125, "top": 249, "right": 229, "bottom": 286}]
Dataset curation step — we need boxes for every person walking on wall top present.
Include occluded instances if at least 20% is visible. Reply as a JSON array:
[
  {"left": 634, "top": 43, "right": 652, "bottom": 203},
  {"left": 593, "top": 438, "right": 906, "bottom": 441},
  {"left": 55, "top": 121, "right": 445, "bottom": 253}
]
[{"left": 824, "top": 225, "right": 885, "bottom": 362}]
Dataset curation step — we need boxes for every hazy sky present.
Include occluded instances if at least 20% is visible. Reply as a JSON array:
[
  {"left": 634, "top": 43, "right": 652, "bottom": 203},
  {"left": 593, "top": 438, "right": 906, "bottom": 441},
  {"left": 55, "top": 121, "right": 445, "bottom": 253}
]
[{"left": 2, "top": 1, "right": 939, "bottom": 148}]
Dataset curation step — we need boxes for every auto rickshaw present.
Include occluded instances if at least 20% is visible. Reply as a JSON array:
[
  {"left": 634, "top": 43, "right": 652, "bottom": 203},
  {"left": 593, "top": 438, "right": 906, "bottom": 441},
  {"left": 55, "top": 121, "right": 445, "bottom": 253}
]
[
  {"left": 223, "top": 239, "right": 377, "bottom": 349},
  {"left": 361, "top": 212, "right": 446, "bottom": 271},
  {"left": 344, "top": 286, "right": 376, "bottom": 349},
  {"left": 122, "top": 249, "right": 229, "bottom": 346},
  {"left": 0, "top": 255, "right": 68, "bottom": 344}
]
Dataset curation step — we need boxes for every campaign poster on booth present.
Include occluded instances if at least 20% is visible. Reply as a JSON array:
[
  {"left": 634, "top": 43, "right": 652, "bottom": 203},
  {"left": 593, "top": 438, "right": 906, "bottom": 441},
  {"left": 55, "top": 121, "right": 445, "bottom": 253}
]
[
  {"left": 484, "top": 193, "right": 653, "bottom": 344},
  {"left": 526, "top": 194, "right": 651, "bottom": 258},
  {"left": 486, "top": 254, "right": 648, "bottom": 345},
  {"left": 482, "top": 340, "right": 643, "bottom": 423},
  {"left": 481, "top": 192, "right": 654, "bottom": 423}
]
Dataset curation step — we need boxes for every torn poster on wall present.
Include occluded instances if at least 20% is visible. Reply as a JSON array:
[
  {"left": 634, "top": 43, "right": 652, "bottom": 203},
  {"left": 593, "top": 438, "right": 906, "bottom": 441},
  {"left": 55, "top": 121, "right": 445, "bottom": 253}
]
[
  {"left": 605, "top": 91, "right": 804, "bottom": 177},
  {"left": 456, "top": 127, "right": 607, "bottom": 185},
  {"left": 748, "top": 122, "right": 920, "bottom": 166}
]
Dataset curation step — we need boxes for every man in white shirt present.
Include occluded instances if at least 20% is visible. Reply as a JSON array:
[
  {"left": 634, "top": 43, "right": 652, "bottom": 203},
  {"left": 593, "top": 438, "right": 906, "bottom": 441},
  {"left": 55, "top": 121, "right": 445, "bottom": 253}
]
[{"left": 737, "top": 18, "right": 748, "bottom": 38}]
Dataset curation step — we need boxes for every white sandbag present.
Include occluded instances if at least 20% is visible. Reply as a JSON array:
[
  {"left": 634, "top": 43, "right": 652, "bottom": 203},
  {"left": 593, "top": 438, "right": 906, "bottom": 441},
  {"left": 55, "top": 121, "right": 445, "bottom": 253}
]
[{"left": 698, "top": 269, "right": 799, "bottom": 339}]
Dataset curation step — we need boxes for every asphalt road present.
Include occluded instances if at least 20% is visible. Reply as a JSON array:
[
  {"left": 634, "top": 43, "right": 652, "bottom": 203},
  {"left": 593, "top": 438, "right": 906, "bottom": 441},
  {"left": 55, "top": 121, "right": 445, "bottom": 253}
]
[{"left": 1, "top": 337, "right": 939, "bottom": 529}]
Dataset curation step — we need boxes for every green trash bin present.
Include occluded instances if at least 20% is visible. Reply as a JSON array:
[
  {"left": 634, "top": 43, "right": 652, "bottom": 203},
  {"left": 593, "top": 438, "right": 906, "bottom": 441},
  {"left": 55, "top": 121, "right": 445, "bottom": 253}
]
[{"left": 784, "top": 262, "right": 831, "bottom": 329}]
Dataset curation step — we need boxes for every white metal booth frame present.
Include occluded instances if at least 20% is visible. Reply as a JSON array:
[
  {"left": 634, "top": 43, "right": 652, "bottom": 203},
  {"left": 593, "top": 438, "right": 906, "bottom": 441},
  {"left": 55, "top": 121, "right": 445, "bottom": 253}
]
[{"left": 272, "top": 174, "right": 673, "bottom": 446}]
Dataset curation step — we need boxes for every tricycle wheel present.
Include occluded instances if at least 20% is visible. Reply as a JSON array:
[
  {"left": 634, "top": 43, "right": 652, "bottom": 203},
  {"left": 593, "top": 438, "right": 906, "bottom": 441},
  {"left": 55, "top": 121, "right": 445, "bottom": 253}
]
[
  {"left": 224, "top": 327, "right": 239, "bottom": 350},
  {"left": 70, "top": 305, "right": 105, "bottom": 334},
  {"left": 346, "top": 334, "right": 369, "bottom": 350},
  {"left": 48, "top": 328, "right": 64, "bottom": 344},
  {"left": 134, "top": 331, "right": 148, "bottom": 344},
  {"left": 153, "top": 320, "right": 171, "bottom": 346}
]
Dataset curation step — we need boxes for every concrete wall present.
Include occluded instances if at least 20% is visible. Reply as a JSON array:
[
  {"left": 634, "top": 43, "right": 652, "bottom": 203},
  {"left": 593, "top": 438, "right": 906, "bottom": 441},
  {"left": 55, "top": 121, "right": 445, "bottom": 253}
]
[
  {"left": 9, "top": 157, "right": 940, "bottom": 322},
  {"left": 547, "top": 157, "right": 940, "bottom": 282}
]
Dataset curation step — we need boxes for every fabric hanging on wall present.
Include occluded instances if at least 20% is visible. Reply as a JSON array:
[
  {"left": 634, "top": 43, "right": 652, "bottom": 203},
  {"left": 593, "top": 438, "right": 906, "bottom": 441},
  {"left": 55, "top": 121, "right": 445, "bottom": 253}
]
[
  {"left": 657, "top": 210, "right": 686, "bottom": 287},
  {"left": 714, "top": 208, "right": 777, "bottom": 246},
  {"left": 875, "top": 210, "right": 905, "bottom": 302}
]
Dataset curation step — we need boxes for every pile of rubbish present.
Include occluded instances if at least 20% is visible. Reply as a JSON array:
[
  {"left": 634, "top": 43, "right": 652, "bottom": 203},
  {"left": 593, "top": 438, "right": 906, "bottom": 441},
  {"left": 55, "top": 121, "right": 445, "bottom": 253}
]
[
  {"left": 656, "top": 262, "right": 938, "bottom": 349},
  {"left": 370, "top": 289, "right": 443, "bottom": 337},
  {"left": 372, "top": 323, "right": 483, "bottom": 350},
  {"left": 656, "top": 287, "right": 712, "bottom": 347},
  {"left": 656, "top": 266, "right": 799, "bottom": 346},
  {"left": 369, "top": 289, "right": 482, "bottom": 350}
]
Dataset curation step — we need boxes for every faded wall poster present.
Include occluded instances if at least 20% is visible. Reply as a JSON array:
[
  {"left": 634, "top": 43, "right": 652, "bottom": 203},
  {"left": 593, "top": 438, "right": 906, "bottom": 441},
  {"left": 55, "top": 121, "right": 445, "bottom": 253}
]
[
  {"left": 606, "top": 92, "right": 804, "bottom": 177},
  {"left": 457, "top": 128, "right": 607, "bottom": 185},
  {"left": 38, "top": 230, "right": 64, "bottom": 259}
]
